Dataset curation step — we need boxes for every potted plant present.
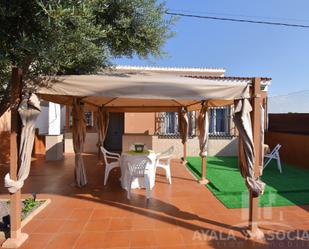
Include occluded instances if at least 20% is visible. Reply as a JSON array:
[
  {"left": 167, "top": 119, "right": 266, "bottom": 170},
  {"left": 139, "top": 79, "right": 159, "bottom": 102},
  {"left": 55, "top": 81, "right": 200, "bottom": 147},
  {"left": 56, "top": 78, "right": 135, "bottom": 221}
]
[{"left": 134, "top": 143, "right": 145, "bottom": 152}]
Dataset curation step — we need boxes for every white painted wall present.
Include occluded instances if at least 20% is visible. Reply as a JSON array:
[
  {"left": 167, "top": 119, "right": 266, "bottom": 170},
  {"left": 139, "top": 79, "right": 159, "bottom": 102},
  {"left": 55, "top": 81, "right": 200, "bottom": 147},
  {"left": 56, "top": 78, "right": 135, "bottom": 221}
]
[
  {"left": 48, "top": 102, "right": 61, "bottom": 135},
  {"left": 36, "top": 102, "right": 66, "bottom": 135},
  {"left": 35, "top": 105, "right": 49, "bottom": 134}
]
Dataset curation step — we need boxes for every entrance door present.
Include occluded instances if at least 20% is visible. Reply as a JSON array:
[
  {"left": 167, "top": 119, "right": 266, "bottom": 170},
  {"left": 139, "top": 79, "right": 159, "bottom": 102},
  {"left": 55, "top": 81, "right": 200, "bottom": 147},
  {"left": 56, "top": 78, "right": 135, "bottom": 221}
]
[{"left": 104, "top": 113, "right": 124, "bottom": 152}]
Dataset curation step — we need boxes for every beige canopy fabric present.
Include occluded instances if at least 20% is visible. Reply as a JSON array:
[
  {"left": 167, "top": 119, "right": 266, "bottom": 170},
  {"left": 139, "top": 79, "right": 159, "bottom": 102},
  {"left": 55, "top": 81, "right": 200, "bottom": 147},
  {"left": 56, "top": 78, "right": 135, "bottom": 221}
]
[
  {"left": 72, "top": 98, "right": 87, "bottom": 187},
  {"left": 233, "top": 99, "right": 265, "bottom": 197},
  {"left": 178, "top": 107, "right": 188, "bottom": 144},
  {"left": 38, "top": 71, "right": 252, "bottom": 110},
  {"left": 5, "top": 93, "right": 41, "bottom": 193},
  {"left": 197, "top": 102, "right": 210, "bottom": 157},
  {"left": 96, "top": 107, "right": 109, "bottom": 155}
]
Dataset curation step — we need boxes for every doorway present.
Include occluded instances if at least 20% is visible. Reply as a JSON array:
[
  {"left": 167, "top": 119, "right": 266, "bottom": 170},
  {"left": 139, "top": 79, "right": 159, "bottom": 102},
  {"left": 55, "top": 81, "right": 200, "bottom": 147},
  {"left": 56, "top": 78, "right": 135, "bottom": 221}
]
[{"left": 104, "top": 113, "right": 124, "bottom": 152}]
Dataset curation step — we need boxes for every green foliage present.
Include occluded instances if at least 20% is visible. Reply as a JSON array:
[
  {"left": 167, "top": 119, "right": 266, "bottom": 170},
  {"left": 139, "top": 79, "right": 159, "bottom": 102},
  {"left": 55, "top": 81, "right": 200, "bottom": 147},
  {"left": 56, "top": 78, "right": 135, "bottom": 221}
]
[
  {"left": 21, "top": 198, "right": 43, "bottom": 220},
  {"left": 0, "top": 0, "right": 175, "bottom": 115},
  {"left": 22, "top": 198, "right": 38, "bottom": 214}
]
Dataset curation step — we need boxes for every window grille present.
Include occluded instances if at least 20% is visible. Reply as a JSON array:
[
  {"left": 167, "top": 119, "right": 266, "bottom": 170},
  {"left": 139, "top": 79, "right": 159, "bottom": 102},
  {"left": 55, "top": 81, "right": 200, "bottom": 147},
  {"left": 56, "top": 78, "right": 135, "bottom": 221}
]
[
  {"left": 155, "top": 107, "right": 232, "bottom": 138},
  {"left": 155, "top": 112, "right": 179, "bottom": 136},
  {"left": 209, "top": 107, "right": 231, "bottom": 136},
  {"left": 69, "top": 111, "right": 94, "bottom": 127},
  {"left": 84, "top": 112, "right": 93, "bottom": 127}
]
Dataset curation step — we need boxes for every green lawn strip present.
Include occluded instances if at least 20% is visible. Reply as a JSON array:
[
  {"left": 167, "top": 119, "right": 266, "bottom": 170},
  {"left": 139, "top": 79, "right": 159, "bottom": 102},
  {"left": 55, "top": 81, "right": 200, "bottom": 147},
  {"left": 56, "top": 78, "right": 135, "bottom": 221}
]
[{"left": 186, "top": 156, "right": 309, "bottom": 208}]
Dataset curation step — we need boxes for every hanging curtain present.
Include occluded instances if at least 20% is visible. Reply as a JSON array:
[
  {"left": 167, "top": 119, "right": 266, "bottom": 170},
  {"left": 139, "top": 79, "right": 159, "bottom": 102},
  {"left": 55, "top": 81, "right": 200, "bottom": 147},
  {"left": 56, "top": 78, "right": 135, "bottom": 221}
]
[
  {"left": 259, "top": 105, "right": 265, "bottom": 176},
  {"left": 197, "top": 102, "right": 210, "bottom": 157},
  {"left": 96, "top": 107, "right": 109, "bottom": 156},
  {"left": 72, "top": 98, "right": 87, "bottom": 187},
  {"left": 233, "top": 99, "right": 265, "bottom": 197},
  {"left": 178, "top": 107, "right": 188, "bottom": 144},
  {"left": 5, "top": 93, "right": 41, "bottom": 193}
]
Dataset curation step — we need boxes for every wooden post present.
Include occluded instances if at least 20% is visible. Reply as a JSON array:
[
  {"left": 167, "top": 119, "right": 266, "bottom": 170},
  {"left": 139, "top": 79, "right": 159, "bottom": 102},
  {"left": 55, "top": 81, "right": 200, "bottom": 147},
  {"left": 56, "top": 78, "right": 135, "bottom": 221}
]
[
  {"left": 199, "top": 156, "right": 209, "bottom": 184},
  {"left": 248, "top": 77, "right": 263, "bottom": 239},
  {"left": 198, "top": 104, "right": 209, "bottom": 185},
  {"left": 65, "top": 105, "right": 70, "bottom": 131},
  {"left": 2, "top": 68, "right": 28, "bottom": 248},
  {"left": 182, "top": 141, "right": 187, "bottom": 163}
]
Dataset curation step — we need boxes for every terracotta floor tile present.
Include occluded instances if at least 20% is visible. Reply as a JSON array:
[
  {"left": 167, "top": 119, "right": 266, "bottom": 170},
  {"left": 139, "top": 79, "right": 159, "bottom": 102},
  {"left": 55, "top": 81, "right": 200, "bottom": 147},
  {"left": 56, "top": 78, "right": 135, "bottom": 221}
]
[
  {"left": 22, "top": 219, "right": 43, "bottom": 234},
  {"left": 32, "top": 219, "right": 64, "bottom": 234},
  {"left": 69, "top": 208, "right": 94, "bottom": 221},
  {"left": 91, "top": 207, "right": 121, "bottom": 219},
  {"left": 1, "top": 155, "right": 309, "bottom": 249},
  {"left": 157, "top": 246, "right": 186, "bottom": 249},
  {"left": 154, "top": 217, "right": 179, "bottom": 230},
  {"left": 130, "top": 247, "right": 157, "bottom": 249},
  {"left": 154, "top": 229, "right": 184, "bottom": 246},
  {"left": 74, "top": 232, "right": 106, "bottom": 249},
  {"left": 91, "top": 209, "right": 110, "bottom": 219},
  {"left": 108, "top": 217, "right": 133, "bottom": 231},
  {"left": 183, "top": 245, "right": 213, "bottom": 249},
  {"left": 84, "top": 218, "right": 111, "bottom": 232},
  {"left": 131, "top": 230, "right": 157, "bottom": 247},
  {"left": 60, "top": 219, "right": 88, "bottom": 233},
  {"left": 178, "top": 228, "right": 206, "bottom": 245},
  {"left": 45, "top": 232, "right": 79, "bottom": 249},
  {"left": 103, "top": 231, "right": 131, "bottom": 248},
  {"left": 32, "top": 206, "right": 54, "bottom": 220},
  {"left": 47, "top": 206, "right": 74, "bottom": 219},
  {"left": 19, "top": 233, "right": 53, "bottom": 249},
  {"left": 132, "top": 216, "right": 156, "bottom": 230}
]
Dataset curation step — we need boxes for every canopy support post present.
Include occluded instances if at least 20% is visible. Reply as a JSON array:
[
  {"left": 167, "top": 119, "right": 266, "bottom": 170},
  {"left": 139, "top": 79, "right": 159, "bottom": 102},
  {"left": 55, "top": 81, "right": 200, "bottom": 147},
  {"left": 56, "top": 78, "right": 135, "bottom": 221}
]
[
  {"left": 198, "top": 102, "right": 209, "bottom": 185},
  {"left": 199, "top": 156, "right": 209, "bottom": 184},
  {"left": 178, "top": 107, "right": 188, "bottom": 164},
  {"left": 247, "top": 77, "right": 264, "bottom": 239},
  {"left": 182, "top": 141, "right": 187, "bottom": 164},
  {"left": 2, "top": 68, "right": 28, "bottom": 248}
]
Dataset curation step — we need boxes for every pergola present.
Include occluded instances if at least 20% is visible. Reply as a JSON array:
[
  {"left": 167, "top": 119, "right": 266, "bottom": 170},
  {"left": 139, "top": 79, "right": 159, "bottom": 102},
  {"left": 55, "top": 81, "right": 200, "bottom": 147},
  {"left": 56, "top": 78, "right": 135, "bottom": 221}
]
[{"left": 3, "top": 67, "right": 270, "bottom": 247}]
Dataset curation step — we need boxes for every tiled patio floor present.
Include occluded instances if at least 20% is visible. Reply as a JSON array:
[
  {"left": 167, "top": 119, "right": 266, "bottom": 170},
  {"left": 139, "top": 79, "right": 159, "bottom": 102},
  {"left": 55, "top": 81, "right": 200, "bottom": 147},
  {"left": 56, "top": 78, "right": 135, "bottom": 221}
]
[{"left": 1, "top": 154, "right": 309, "bottom": 249}]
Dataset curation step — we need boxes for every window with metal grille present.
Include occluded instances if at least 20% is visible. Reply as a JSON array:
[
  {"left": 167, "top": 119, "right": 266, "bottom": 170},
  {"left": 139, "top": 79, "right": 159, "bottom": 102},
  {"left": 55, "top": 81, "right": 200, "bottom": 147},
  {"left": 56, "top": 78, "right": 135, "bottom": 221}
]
[
  {"left": 155, "top": 107, "right": 231, "bottom": 137},
  {"left": 209, "top": 107, "right": 230, "bottom": 136},
  {"left": 69, "top": 111, "right": 94, "bottom": 127},
  {"left": 155, "top": 111, "right": 196, "bottom": 137},
  {"left": 84, "top": 112, "right": 93, "bottom": 127},
  {"left": 155, "top": 112, "right": 179, "bottom": 136}
]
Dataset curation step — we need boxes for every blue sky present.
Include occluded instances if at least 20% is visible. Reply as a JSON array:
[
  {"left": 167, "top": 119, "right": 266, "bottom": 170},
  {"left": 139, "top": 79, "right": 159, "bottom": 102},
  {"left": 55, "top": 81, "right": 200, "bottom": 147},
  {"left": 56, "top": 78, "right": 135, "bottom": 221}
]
[{"left": 114, "top": 0, "right": 309, "bottom": 97}]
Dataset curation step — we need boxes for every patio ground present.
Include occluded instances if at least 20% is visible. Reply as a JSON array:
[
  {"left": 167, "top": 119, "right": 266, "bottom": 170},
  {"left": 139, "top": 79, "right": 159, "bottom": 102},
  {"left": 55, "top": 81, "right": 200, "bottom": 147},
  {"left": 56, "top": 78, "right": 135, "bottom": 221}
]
[{"left": 1, "top": 154, "right": 309, "bottom": 249}]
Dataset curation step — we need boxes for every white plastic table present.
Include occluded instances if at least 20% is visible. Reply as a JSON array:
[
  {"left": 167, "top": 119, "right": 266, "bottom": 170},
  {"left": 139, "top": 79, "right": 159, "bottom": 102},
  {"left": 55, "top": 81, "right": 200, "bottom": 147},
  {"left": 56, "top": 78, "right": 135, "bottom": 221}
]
[{"left": 120, "top": 150, "right": 157, "bottom": 190}]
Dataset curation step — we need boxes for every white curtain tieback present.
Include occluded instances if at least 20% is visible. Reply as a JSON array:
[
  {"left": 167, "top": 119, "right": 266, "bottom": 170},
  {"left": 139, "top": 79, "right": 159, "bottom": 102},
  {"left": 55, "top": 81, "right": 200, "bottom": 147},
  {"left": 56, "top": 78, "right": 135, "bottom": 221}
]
[{"left": 4, "top": 173, "right": 24, "bottom": 194}]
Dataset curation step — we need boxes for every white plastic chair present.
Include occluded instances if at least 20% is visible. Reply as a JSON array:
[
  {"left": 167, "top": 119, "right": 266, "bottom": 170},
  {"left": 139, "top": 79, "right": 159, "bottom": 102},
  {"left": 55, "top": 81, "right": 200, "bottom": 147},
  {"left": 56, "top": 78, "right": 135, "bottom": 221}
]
[
  {"left": 100, "top": 146, "right": 121, "bottom": 185},
  {"left": 264, "top": 144, "right": 282, "bottom": 173},
  {"left": 155, "top": 146, "right": 174, "bottom": 184},
  {"left": 127, "top": 157, "right": 152, "bottom": 199}
]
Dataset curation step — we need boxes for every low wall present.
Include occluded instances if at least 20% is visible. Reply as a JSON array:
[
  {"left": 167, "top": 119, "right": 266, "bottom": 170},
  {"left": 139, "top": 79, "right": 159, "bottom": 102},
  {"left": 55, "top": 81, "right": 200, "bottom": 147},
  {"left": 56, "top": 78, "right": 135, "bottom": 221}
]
[
  {"left": 122, "top": 134, "right": 238, "bottom": 157},
  {"left": 268, "top": 113, "right": 309, "bottom": 134},
  {"left": 64, "top": 132, "right": 238, "bottom": 157},
  {"left": 65, "top": 132, "right": 98, "bottom": 153},
  {"left": 265, "top": 131, "right": 309, "bottom": 168}
]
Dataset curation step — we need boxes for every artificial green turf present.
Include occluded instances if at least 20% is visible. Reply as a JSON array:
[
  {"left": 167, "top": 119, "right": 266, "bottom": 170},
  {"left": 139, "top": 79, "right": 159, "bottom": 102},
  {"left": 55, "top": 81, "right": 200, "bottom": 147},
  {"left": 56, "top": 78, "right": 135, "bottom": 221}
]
[{"left": 186, "top": 156, "right": 309, "bottom": 208}]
